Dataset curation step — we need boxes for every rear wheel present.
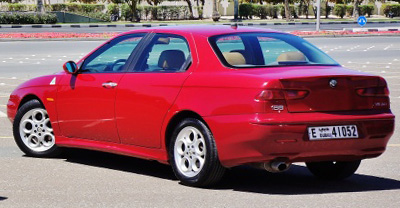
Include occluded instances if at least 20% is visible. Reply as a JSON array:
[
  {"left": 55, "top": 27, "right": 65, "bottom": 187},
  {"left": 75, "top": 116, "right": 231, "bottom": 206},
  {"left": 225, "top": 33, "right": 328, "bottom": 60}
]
[
  {"left": 13, "top": 100, "right": 61, "bottom": 157},
  {"left": 306, "top": 160, "right": 361, "bottom": 180},
  {"left": 169, "top": 118, "right": 225, "bottom": 187}
]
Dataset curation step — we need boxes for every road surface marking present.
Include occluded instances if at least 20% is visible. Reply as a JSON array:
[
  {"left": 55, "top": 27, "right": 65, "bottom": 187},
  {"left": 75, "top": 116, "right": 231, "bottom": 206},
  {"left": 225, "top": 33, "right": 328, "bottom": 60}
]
[
  {"left": 0, "top": 136, "right": 12, "bottom": 139},
  {"left": 388, "top": 144, "right": 400, "bottom": 147},
  {"left": 0, "top": 111, "right": 7, "bottom": 117}
]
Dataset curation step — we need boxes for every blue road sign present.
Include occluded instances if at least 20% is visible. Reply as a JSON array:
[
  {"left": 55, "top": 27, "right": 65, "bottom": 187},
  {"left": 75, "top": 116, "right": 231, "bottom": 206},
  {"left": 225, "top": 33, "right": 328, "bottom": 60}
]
[{"left": 358, "top": 16, "right": 367, "bottom": 27}]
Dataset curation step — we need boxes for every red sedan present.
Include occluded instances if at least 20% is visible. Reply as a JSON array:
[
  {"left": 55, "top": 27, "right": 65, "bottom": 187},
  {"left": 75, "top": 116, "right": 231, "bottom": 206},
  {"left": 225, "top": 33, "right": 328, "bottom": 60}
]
[{"left": 7, "top": 26, "right": 395, "bottom": 187}]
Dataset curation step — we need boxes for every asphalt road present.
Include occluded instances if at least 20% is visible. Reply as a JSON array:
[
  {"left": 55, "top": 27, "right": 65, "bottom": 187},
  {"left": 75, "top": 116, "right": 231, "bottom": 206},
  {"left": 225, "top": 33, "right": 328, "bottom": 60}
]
[
  {"left": 0, "top": 37, "right": 400, "bottom": 207},
  {"left": 0, "top": 22, "right": 399, "bottom": 33}
]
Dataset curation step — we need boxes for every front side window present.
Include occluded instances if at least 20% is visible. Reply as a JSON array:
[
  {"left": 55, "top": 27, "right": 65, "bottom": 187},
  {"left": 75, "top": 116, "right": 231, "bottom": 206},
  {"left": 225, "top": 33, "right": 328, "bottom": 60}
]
[
  {"left": 135, "top": 34, "right": 191, "bottom": 72},
  {"left": 81, "top": 34, "right": 145, "bottom": 73},
  {"left": 210, "top": 33, "right": 339, "bottom": 68}
]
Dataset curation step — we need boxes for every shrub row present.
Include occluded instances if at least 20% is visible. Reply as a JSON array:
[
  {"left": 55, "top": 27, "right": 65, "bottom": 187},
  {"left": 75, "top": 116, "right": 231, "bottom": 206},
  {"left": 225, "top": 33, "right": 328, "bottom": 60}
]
[
  {"left": 0, "top": 13, "right": 57, "bottom": 24},
  {"left": 108, "top": 4, "right": 190, "bottom": 21},
  {"left": 239, "top": 3, "right": 296, "bottom": 19},
  {"left": 333, "top": 4, "right": 374, "bottom": 18},
  {"left": 0, "top": 4, "right": 38, "bottom": 12},
  {"left": 383, "top": 4, "right": 400, "bottom": 17},
  {"left": 50, "top": 3, "right": 105, "bottom": 13}
]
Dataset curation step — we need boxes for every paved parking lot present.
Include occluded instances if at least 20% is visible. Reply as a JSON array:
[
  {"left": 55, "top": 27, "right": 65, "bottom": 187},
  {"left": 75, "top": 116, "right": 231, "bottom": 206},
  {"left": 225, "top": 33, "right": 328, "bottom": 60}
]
[{"left": 0, "top": 37, "right": 399, "bottom": 207}]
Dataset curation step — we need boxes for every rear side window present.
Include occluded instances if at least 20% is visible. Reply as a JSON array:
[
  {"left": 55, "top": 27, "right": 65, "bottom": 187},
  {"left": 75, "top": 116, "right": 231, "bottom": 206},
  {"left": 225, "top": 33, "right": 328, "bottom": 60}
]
[
  {"left": 134, "top": 34, "right": 191, "bottom": 72},
  {"left": 209, "top": 33, "right": 339, "bottom": 68}
]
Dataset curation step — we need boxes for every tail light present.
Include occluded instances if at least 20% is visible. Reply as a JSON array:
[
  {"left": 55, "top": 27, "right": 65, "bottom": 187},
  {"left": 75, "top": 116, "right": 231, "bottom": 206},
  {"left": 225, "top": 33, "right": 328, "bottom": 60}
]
[
  {"left": 356, "top": 87, "right": 389, "bottom": 97},
  {"left": 284, "top": 90, "right": 309, "bottom": 100},
  {"left": 256, "top": 90, "right": 285, "bottom": 101},
  {"left": 256, "top": 89, "right": 309, "bottom": 101}
]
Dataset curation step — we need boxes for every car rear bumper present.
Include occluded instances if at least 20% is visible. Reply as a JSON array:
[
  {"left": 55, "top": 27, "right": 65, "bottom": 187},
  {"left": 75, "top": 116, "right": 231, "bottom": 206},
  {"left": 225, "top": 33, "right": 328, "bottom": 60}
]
[{"left": 204, "top": 111, "right": 395, "bottom": 167}]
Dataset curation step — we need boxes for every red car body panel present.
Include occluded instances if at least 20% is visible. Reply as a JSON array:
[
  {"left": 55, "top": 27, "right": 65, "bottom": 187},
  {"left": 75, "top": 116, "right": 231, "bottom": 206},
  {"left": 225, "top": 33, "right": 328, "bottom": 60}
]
[{"left": 7, "top": 26, "right": 395, "bottom": 168}]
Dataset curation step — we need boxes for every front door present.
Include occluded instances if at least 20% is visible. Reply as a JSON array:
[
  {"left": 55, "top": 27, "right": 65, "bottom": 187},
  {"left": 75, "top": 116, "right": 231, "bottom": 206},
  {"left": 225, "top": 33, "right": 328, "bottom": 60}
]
[{"left": 57, "top": 34, "right": 146, "bottom": 142}]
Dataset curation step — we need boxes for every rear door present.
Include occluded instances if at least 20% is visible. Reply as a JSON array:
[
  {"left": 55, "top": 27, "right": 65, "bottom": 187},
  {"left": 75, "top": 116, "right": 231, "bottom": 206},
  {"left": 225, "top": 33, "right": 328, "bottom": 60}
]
[
  {"left": 57, "top": 34, "right": 146, "bottom": 142},
  {"left": 115, "top": 33, "right": 194, "bottom": 148}
]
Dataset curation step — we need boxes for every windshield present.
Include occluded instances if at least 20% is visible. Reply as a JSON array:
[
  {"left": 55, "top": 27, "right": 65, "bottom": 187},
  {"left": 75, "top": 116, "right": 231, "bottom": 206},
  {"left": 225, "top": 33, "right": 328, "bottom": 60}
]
[{"left": 209, "top": 33, "right": 339, "bottom": 68}]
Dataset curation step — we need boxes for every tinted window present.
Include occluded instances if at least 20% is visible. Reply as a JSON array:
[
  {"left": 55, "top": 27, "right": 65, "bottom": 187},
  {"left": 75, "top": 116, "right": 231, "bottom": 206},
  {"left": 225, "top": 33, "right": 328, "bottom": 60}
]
[
  {"left": 81, "top": 34, "right": 145, "bottom": 73},
  {"left": 135, "top": 34, "right": 190, "bottom": 72},
  {"left": 210, "top": 33, "right": 339, "bottom": 68}
]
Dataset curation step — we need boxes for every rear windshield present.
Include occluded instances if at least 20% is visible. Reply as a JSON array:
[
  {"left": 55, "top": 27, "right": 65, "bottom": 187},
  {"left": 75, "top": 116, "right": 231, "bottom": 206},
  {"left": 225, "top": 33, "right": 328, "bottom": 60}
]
[{"left": 209, "top": 33, "right": 339, "bottom": 68}]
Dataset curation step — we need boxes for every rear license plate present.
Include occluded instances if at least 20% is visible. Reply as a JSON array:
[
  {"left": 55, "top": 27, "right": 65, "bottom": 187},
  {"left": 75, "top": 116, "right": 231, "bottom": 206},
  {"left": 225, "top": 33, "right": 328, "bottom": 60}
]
[{"left": 308, "top": 125, "right": 358, "bottom": 140}]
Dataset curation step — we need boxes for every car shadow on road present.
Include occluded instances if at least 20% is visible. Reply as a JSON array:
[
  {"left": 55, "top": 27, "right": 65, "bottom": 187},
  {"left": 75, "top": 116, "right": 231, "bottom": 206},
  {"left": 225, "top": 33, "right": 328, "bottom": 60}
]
[
  {"left": 0, "top": 196, "right": 7, "bottom": 201},
  {"left": 216, "top": 165, "right": 400, "bottom": 195},
  {"left": 59, "top": 148, "right": 400, "bottom": 195},
  {"left": 61, "top": 148, "right": 177, "bottom": 181}
]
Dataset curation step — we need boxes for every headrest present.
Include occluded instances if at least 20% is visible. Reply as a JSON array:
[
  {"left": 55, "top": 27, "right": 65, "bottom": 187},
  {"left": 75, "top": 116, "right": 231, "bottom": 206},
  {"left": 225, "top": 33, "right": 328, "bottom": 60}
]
[
  {"left": 158, "top": 50, "right": 185, "bottom": 70},
  {"left": 222, "top": 52, "right": 246, "bottom": 66},
  {"left": 277, "top": 51, "right": 306, "bottom": 62}
]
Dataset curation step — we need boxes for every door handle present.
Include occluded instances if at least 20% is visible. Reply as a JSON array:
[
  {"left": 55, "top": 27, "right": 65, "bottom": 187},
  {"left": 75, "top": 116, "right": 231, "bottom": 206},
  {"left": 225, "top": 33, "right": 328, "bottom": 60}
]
[{"left": 102, "top": 82, "right": 118, "bottom": 89}]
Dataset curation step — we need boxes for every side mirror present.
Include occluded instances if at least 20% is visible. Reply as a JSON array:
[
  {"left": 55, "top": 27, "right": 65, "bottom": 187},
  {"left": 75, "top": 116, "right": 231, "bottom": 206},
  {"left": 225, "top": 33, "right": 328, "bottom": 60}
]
[{"left": 63, "top": 61, "right": 78, "bottom": 74}]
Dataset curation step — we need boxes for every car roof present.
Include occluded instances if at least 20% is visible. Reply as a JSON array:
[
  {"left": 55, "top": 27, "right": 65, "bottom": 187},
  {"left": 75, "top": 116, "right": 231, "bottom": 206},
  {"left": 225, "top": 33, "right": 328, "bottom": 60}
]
[{"left": 121, "top": 25, "right": 285, "bottom": 37}]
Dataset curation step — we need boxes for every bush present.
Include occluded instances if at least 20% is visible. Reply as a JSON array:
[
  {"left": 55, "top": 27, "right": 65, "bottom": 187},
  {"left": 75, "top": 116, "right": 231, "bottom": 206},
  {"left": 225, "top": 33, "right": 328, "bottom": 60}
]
[
  {"left": 334, "top": 4, "right": 346, "bottom": 18},
  {"left": 382, "top": 4, "right": 400, "bottom": 17},
  {"left": 8, "top": 3, "right": 27, "bottom": 11},
  {"left": 346, "top": 5, "right": 354, "bottom": 17},
  {"left": 253, "top": 5, "right": 268, "bottom": 19},
  {"left": 0, "top": 13, "right": 57, "bottom": 24},
  {"left": 239, "top": 3, "right": 255, "bottom": 19},
  {"left": 50, "top": 3, "right": 104, "bottom": 13},
  {"left": 359, "top": 4, "right": 374, "bottom": 17}
]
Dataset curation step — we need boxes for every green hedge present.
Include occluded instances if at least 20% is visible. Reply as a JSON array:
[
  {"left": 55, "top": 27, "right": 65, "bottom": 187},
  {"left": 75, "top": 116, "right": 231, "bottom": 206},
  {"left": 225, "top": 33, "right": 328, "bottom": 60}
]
[
  {"left": 1, "top": 4, "right": 37, "bottom": 12},
  {"left": 118, "top": 4, "right": 189, "bottom": 21},
  {"left": 333, "top": 4, "right": 346, "bottom": 18},
  {"left": 383, "top": 4, "right": 400, "bottom": 17},
  {"left": 359, "top": 4, "right": 374, "bottom": 17},
  {"left": 239, "top": 3, "right": 288, "bottom": 19},
  {"left": 50, "top": 3, "right": 104, "bottom": 13},
  {"left": 0, "top": 13, "right": 57, "bottom": 24}
]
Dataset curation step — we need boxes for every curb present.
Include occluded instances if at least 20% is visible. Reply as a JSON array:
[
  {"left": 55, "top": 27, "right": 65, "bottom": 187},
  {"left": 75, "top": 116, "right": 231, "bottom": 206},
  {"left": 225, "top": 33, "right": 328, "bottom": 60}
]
[
  {"left": 343, "top": 27, "right": 400, "bottom": 32},
  {"left": 1, "top": 21, "right": 400, "bottom": 29}
]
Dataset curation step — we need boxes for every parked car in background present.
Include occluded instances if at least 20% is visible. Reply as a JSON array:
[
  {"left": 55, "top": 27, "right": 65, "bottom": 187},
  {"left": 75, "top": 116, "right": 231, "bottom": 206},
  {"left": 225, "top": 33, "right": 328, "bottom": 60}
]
[{"left": 7, "top": 26, "right": 395, "bottom": 187}]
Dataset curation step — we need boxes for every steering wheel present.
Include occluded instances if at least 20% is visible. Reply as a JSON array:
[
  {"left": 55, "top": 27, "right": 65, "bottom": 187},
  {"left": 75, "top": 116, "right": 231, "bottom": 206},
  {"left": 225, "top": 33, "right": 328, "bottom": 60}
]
[{"left": 111, "top": 59, "right": 127, "bottom": 72}]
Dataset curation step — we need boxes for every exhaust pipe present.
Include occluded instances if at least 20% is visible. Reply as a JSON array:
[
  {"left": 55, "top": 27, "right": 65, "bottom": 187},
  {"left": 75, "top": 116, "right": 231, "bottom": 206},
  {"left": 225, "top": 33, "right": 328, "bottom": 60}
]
[{"left": 263, "top": 161, "right": 291, "bottom": 173}]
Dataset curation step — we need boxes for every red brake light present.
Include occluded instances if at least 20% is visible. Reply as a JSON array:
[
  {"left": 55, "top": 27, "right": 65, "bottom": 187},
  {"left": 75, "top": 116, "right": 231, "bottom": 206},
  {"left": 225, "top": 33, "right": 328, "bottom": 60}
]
[
  {"left": 256, "top": 89, "right": 309, "bottom": 101},
  {"left": 356, "top": 87, "right": 389, "bottom": 97},
  {"left": 256, "top": 90, "right": 285, "bottom": 101},
  {"left": 284, "top": 90, "right": 309, "bottom": 100}
]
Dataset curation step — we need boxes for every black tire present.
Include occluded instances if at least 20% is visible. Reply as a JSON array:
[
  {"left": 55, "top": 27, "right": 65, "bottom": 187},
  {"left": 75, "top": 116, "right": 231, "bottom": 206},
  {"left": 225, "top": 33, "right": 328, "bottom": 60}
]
[
  {"left": 13, "top": 99, "right": 62, "bottom": 157},
  {"left": 306, "top": 160, "right": 361, "bottom": 180},
  {"left": 169, "top": 118, "right": 226, "bottom": 187}
]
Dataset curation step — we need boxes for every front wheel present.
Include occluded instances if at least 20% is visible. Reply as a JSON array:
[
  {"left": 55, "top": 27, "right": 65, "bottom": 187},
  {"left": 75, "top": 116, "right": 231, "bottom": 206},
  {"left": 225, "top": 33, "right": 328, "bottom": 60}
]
[
  {"left": 169, "top": 118, "right": 225, "bottom": 187},
  {"left": 13, "top": 100, "right": 62, "bottom": 157},
  {"left": 306, "top": 160, "right": 361, "bottom": 180}
]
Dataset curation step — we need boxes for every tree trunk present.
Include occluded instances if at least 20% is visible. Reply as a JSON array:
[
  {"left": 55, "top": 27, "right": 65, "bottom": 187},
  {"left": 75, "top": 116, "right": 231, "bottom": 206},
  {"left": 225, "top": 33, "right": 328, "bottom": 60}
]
[
  {"left": 284, "top": 0, "right": 290, "bottom": 21},
  {"left": 128, "top": 1, "right": 139, "bottom": 22},
  {"left": 186, "top": 0, "right": 194, "bottom": 19},
  {"left": 37, "top": 0, "right": 44, "bottom": 13},
  {"left": 212, "top": 0, "right": 220, "bottom": 21},
  {"left": 353, "top": 0, "right": 361, "bottom": 20},
  {"left": 325, "top": 1, "right": 329, "bottom": 19}
]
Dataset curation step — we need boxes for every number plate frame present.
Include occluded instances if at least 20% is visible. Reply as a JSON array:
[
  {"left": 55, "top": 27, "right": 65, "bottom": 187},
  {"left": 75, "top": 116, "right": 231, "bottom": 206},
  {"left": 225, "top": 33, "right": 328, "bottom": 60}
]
[{"left": 308, "top": 125, "right": 358, "bottom": 140}]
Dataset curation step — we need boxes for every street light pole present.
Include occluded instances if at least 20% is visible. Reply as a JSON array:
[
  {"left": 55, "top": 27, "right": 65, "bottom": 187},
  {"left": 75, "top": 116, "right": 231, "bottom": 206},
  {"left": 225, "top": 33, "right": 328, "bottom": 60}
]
[{"left": 316, "top": 0, "right": 321, "bottom": 31}]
